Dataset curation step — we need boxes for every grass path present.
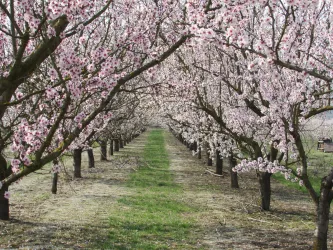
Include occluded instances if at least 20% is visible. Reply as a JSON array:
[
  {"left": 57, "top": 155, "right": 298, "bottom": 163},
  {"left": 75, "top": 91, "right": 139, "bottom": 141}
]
[
  {"left": 99, "top": 129, "right": 202, "bottom": 249},
  {"left": 1, "top": 128, "right": 332, "bottom": 249}
]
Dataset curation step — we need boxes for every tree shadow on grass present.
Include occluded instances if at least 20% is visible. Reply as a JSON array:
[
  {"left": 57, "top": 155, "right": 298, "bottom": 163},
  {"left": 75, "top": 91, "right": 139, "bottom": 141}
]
[{"left": 0, "top": 218, "right": 110, "bottom": 249}]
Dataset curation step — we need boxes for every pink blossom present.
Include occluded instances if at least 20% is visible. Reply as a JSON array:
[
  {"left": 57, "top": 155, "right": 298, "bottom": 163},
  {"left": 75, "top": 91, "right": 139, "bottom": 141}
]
[
  {"left": 4, "top": 191, "right": 10, "bottom": 199},
  {"left": 52, "top": 164, "right": 61, "bottom": 174}
]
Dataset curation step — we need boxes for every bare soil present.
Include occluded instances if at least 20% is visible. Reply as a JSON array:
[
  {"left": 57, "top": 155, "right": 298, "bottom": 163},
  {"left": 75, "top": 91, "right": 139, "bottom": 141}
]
[{"left": 0, "top": 129, "right": 331, "bottom": 249}]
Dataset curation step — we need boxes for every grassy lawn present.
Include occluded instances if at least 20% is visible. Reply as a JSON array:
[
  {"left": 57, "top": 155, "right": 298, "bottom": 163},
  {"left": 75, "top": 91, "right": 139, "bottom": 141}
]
[
  {"left": 273, "top": 135, "right": 333, "bottom": 196},
  {"left": 272, "top": 172, "right": 321, "bottom": 195},
  {"left": 99, "top": 129, "right": 200, "bottom": 249}
]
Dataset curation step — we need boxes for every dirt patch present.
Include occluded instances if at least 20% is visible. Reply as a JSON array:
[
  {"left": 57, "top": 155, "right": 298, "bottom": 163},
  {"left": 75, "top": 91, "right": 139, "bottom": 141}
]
[
  {"left": 0, "top": 134, "right": 149, "bottom": 249},
  {"left": 164, "top": 131, "right": 331, "bottom": 249}
]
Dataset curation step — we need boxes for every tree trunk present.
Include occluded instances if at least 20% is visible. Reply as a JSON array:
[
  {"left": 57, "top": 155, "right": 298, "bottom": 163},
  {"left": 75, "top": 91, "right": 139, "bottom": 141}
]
[
  {"left": 216, "top": 150, "right": 223, "bottom": 175},
  {"left": 51, "top": 173, "right": 58, "bottom": 194},
  {"left": 193, "top": 141, "right": 198, "bottom": 152},
  {"left": 206, "top": 144, "right": 212, "bottom": 166},
  {"left": 207, "top": 156, "right": 213, "bottom": 166},
  {"left": 51, "top": 159, "right": 59, "bottom": 194},
  {"left": 119, "top": 140, "right": 124, "bottom": 148},
  {"left": 0, "top": 154, "right": 10, "bottom": 220},
  {"left": 109, "top": 139, "right": 114, "bottom": 156},
  {"left": 88, "top": 149, "right": 95, "bottom": 168},
  {"left": 313, "top": 176, "right": 333, "bottom": 250},
  {"left": 73, "top": 148, "right": 82, "bottom": 178},
  {"left": 115, "top": 139, "right": 120, "bottom": 152},
  {"left": 100, "top": 140, "right": 107, "bottom": 161},
  {"left": 123, "top": 140, "right": 126, "bottom": 146},
  {"left": 198, "top": 147, "right": 202, "bottom": 159},
  {"left": 258, "top": 172, "right": 271, "bottom": 211},
  {"left": 228, "top": 155, "right": 239, "bottom": 188},
  {"left": 0, "top": 185, "right": 9, "bottom": 220}
]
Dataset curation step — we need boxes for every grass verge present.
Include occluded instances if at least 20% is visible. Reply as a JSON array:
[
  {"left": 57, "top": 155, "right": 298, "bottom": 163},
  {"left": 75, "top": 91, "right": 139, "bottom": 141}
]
[
  {"left": 272, "top": 173, "right": 321, "bottom": 195},
  {"left": 99, "top": 129, "right": 199, "bottom": 249}
]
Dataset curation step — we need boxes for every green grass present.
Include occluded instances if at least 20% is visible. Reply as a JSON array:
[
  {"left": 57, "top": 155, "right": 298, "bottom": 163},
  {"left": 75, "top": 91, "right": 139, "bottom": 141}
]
[
  {"left": 99, "top": 129, "right": 200, "bottom": 249},
  {"left": 272, "top": 135, "right": 332, "bottom": 195},
  {"left": 272, "top": 172, "right": 321, "bottom": 195}
]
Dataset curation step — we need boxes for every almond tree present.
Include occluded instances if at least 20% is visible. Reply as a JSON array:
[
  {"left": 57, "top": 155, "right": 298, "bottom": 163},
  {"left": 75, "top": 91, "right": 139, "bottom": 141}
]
[
  {"left": 0, "top": 0, "right": 192, "bottom": 220},
  {"left": 200, "top": 1, "right": 333, "bottom": 248}
]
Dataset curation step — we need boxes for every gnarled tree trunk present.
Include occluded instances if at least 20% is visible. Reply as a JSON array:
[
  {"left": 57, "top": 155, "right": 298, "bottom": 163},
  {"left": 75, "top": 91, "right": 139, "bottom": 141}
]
[
  {"left": 88, "top": 149, "right": 95, "bottom": 168},
  {"left": 216, "top": 150, "right": 223, "bottom": 175},
  {"left": 193, "top": 141, "right": 198, "bottom": 152},
  {"left": 228, "top": 155, "right": 239, "bottom": 188},
  {"left": 313, "top": 173, "right": 333, "bottom": 250},
  {"left": 51, "top": 159, "right": 59, "bottom": 194},
  {"left": 207, "top": 156, "right": 213, "bottom": 166},
  {"left": 189, "top": 142, "right": 194, "bottom": 151},
  {"left": 100, "top": 140, "right": 107, "bottom": 161},
  {"left": 198, "top": 146, "right": 202, "bottom": 159},
  {"left": 258, "top": 172, "right": 271, "bottom": 211},
  {"left": 51, "top": 173, "right": 58, "bottom": 194},
  {"left": 0, "top": 154, "right": 10, "bottom": 220},
  {"left": 0, "top": 185, "right": 9, "bottom": 220},
  {"left": 109, "top": 139, "right": 114, "bottom": 156},
  {"left": 115, "top": 139, "right": 120, "bottom": 152},
  {"left": 73, "top": 148, "right": 82, "bottom": 178}
]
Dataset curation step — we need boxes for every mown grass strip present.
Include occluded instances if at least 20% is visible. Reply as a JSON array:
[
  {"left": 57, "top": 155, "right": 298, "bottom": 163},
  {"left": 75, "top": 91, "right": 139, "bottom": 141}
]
[
  {"left": 273, "top": 138, "right": 331, "bottom": 195},
  {"left": 272, "top": 172, "right": 321, "bottom": 195},
  {"left": 100, "top": 129, "right": 199, "bottom": 249}
]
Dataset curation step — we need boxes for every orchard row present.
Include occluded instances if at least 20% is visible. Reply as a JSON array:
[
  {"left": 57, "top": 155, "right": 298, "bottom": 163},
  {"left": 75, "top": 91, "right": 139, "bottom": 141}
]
[{"left": 0, "top": 1, "right": 332, "bottom": 249}]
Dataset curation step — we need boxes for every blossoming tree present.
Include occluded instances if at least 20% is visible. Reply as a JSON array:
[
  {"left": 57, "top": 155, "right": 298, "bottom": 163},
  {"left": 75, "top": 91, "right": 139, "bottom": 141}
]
[{"left": 0, "top": 0, "right": 192, "bottom": 220}]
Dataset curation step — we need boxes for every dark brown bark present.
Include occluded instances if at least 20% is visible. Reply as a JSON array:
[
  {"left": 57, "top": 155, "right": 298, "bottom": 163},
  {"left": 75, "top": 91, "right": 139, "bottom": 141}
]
[
  {"left": 207, "top": 156, "right": 213, "bottom": 166},
  {"left": 0, "top": 185, "right": 9, "bottom": 220},
  {"left": 258, "top": 172, "right": 271, "bottom": 211},
  {"left": 228, "top": 155, "right": 239, "bottom": 188},
  {"left": 51, "top": 173, "right": 58, "bottom": 194},
  {"left": 87, "top": 149, "right": 95, "bottom": 168},
  {"left": 119, "top": 140, "right": 124, "bottom": 148},
  {"left": 109, "top": 139, "right": 114, "bottom": 156},
  {"left": 123, "top": 140, "right": 126, "bottom": 146},
  {"left": 198, "top": 147, "right": 202, "bottom": 159},
  {"left": 206, "top": 144, "right": 212, "bottom": 166},
  {"left": 115, "top": 139, "right": 120, "bottom": 152},
  {"left": 189, "top": 142, "right": 194, "bottom": 151},
  {"left": 73, "top": 148, "right": 82, "bottom": 178},
  {"left": 100, "top": 140, "right": 107, "bottom": 161},
  {"left": 193, "top": 141, "right": 198, "bottom": 152},
  {"left": 216, "top": 150, "right": 223, "bottom": 175},
  {"left": 51, "top": 159, "right": 59, "bottom": 194},
  {"left": 313, "top": 173, "right": 333, "bottom": 250},
  {"left": 0, "top": 154, "right": 9, "bottom": 220}
]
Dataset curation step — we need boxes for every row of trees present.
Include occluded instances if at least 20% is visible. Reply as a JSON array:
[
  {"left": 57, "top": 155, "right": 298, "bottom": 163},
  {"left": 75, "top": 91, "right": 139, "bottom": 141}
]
[
  {"left": 0, "top": 0, "right": 332, "bottom": 249},
  {"left": 0, "top": 0, "right": 191, "bottom": 220},
  {"left": 152, "top": 1, "right": 333, "bottom": 249}
]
